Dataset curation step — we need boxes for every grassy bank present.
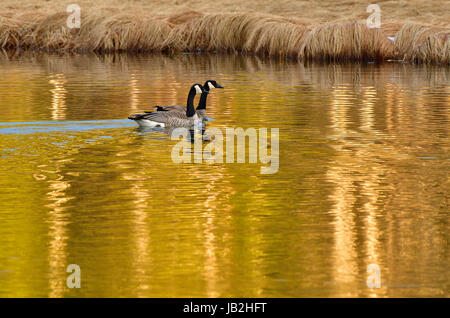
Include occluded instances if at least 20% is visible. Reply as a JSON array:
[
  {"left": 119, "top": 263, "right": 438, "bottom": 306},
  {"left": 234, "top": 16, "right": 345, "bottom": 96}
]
[{"left": 0, "top": 0, "right": 449, "bottom": 63}]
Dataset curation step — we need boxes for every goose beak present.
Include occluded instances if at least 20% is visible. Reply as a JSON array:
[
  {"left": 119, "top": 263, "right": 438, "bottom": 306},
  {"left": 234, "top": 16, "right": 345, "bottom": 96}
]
[{"left": 216, "top": 84, "right": 224, "bottom": 89}]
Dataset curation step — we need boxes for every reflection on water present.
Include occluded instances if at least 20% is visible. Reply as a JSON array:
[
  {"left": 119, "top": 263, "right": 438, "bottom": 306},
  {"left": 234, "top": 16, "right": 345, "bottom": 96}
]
[
  {"left": 0, "top": 51, "right": 448, "bottom": 297},
  {"left": 49, "top": 74, "right": 67, "bottom": 121}
]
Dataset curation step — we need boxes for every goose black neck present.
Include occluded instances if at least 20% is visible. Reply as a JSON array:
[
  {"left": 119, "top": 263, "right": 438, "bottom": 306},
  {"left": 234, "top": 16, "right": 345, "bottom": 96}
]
[
  {"left": 196, "top": 91, "right": 209, "bottom": 110},
  {"left": 186, "top": 87, "right": 197, "bottom": 117}
]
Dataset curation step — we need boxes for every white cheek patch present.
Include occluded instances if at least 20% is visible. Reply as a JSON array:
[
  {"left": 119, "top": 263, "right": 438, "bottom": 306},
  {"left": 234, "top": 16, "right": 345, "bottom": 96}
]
[
  {"left": 208, "top": 82, "right": 215, "bottom": 90},
  {"left": 195, "top": 85, "right": 202, "bottom": 94}
]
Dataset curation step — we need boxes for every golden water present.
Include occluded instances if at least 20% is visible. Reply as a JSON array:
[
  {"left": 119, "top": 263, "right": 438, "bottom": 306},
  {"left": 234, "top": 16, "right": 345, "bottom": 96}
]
[{"left": 0, "top": 52, "right": 448, "bottom": 297}]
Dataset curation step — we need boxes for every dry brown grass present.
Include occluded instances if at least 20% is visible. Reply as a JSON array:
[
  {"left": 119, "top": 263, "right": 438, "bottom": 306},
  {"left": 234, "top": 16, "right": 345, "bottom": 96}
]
[
  {"left": 395, "top": 23, "right": 450, "bottom": 64},
  {"left": 10, "top": 11, "right": 172, "bottom": 52},
  {"left": 76, "top": 13, "right": 171, "bottom": 52},
  {"left": 300, "top": 22, "right": 396, "bottom": 61},
  {"left": 162, "top": 13, "right": 308, "bottom": 57},
  {"left": 0, "top": 0, "right": 449, "bottom": 63},
  {"left": 243, "top": 17, "right": 308, "bottom": 57}
]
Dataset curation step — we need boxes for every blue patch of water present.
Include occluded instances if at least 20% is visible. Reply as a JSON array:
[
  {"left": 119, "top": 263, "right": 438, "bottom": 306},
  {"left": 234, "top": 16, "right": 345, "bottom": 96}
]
[{"left": 0, "top": 119, "right": 135, "bottom": 135}]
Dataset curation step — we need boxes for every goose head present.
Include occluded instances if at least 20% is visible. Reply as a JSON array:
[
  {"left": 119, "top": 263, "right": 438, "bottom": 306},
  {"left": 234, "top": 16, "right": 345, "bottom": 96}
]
[
  {"left": 191, "top": 83, "right": 205, "bottom": 95},
  {"left": 204, "top": 80, "right": 224, "bottom": 94}
]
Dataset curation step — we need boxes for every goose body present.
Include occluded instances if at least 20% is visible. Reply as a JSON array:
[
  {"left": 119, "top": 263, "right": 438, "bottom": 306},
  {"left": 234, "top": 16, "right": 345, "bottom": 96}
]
[
  {"left": 154, "top": 80, "right": 223, "bottom": 119},
  {"left": 129, "top": 111, "right": 200, "bottom": 128},
  {"left": 128, "top": 84, "right": 205, "bottom": 128}
]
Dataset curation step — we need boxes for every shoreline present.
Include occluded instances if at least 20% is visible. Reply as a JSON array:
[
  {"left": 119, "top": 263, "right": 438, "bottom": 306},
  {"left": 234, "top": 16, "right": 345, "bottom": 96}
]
[{"left": 1, "top": 2, "right": 449, "bottom": 64}]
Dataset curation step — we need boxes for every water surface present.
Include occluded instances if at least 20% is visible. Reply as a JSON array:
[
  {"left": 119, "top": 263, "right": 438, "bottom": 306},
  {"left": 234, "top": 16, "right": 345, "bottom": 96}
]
[{"left": 0, "top": 52, "right": 448, "bottom": 297}]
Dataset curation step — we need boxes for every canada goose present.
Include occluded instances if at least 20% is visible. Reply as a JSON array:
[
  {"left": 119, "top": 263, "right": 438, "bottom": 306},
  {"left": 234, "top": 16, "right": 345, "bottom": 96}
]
[
  {"left": 154, "top": 80, "right": 223, "bottom": 119},
  {"left": 128, "top": 84, "right": 205, "bottom": 128}
]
